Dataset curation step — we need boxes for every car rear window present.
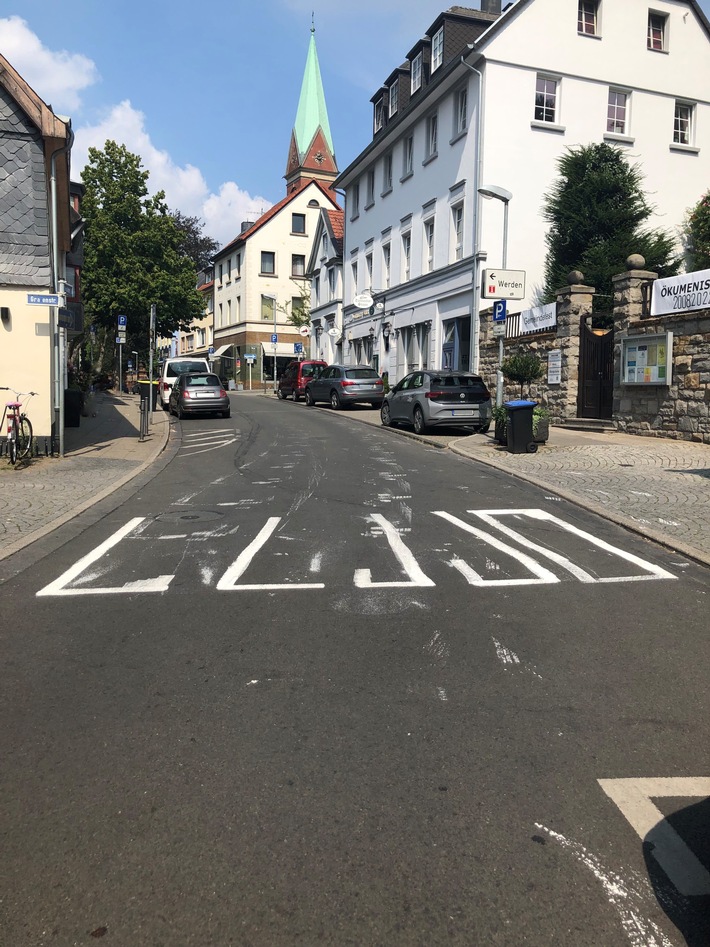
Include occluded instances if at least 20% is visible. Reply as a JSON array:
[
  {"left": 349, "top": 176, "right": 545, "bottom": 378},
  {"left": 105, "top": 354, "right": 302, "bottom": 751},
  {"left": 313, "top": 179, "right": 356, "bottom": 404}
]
[
  {"left": 430, "top": 375, "right": 488, "bottom": 394},
  {"left": 185, "top": 374, "right": 221, "bottom": 387},
  {"left": 345, "top": 369, "right": 380, "bottom": 380},
  {"left": 166, "top": 361, "right": 207, "bottom": 377}
]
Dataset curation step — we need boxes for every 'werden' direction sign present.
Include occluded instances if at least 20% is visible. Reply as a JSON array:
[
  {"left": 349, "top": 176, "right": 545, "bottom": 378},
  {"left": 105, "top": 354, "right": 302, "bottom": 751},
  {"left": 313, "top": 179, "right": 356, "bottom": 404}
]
[{"left": 482, "top": 269, "right": 526, "bottom": 300}]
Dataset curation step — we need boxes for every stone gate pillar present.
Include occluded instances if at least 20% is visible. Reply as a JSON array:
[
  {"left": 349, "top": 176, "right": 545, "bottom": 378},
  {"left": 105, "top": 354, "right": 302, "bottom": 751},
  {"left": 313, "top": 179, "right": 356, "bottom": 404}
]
[{"left": 552, "top": 270, "right": 595, "bottom": 420}]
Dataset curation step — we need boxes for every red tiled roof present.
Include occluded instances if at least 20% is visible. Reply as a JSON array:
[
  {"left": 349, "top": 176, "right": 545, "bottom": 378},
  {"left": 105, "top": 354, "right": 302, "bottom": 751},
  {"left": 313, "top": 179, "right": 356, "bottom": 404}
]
[
  {"left": 326, "top": 208, "right": 344, "bottom": 255},
  {"left": 216, "top": 179, "right": 340, "bottom": 258}
]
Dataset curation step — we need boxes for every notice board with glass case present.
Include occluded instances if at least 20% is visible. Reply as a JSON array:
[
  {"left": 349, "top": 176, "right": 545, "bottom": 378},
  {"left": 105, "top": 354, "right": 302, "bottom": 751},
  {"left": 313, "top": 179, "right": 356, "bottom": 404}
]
[{"left": 621, "top": 333, "right": 673, "bottom": 386}]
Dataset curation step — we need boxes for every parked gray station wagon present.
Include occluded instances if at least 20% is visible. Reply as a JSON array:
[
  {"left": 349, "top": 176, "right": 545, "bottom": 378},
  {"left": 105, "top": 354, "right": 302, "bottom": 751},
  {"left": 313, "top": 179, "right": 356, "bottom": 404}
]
[
  {"left": 305, "top": 364, "right": 384, "bottom": 409},
  {"left": 381, "top": 370, "right": 491, "bottom": 434}
]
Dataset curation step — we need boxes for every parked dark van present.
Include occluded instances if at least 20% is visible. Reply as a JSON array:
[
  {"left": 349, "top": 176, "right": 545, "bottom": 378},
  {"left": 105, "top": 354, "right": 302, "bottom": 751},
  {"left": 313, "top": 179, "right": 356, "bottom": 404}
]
[{"left": 277, "top": 359, "right": 327, "bottom": 402}]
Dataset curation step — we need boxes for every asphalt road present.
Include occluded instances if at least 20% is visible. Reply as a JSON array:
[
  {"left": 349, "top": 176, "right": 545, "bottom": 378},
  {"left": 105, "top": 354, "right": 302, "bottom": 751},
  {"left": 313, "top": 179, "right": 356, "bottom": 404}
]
[{"left": 1, "top": 396, "right": 709, "bottom": 947}]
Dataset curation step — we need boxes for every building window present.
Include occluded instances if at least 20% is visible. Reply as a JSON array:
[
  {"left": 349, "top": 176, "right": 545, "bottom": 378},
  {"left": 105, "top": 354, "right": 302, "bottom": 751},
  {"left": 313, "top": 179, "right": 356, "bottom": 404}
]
[
  {"left": 217, "top": 302, "right": 223, "bottom": 328},
  {"left": 383, "top": 243, "right": 391, "bottom": 289},
  {"left": 235, "top": 296, "right": 241, "bottom": 322},
  {"left": 260, "top": 251, "right": 275, "bottom": 275},
  {"left": 403, "top": 135, "right": 414, "bottom": 178},
  {"left": 235, "top": 252, "right": 241, "bottom": 277},
  {"left": 431, "top": 27, "right": 444, "bottom": 72},
  {"left": 648, "top": 12, "right": 667, "bottom": 50},
  {"left": 261, "top": 294, "right": 275, "bottom": 320},
  {"left": 411, "top": 52, "right": 422, "bottom": 94},
  {"left": 227, "top": 299, "right": 232, "bottom": 323},
  {"left": 314, "top": 275, "right": 320, "bottom": 305},
  {"left": 674, "top": 102, "right": 693, "bottom": 145},
  {"left": 292, "top": 295, "right": 304, "bottom": 318},
  {"left": 366, "top": 252, "right": 373, "bottom": 289},
  {"left": 402, "top": 231, "right": 411, "bottom": 282},
  {"left": 607, "top": 90, "right": 627, "bottom": 134},
  {"left": 374, "top": 98, "right": 384, "bottom": 133},
  {"left": 366, "top": 169, "right": 375, "bottom": 207},
  {"left": 424, "top": 219, "right": 435, "bottom": 273},
  {"left": 351, "top": 181, "right": 360, "bottom": 219},
  {"left": 351, "top": 260, "right": 358, "bottom": 293},
  {"left": 383, "top": 152, "right": 393, "bottom": 193},
  {"left": 226, "top": 257, "right": 232, "bottom": 280},
  {"left": 535, "top": 75, "right": 558, "bottom": 123},
  {"left": 578, "top": 0, "right": 598, "bottom": 35},
  {"left": 389, "top": 79, "right": 399, "bottom": 117},
  {"left": 292, "top": 213, "right": 306, "bottom": 234},
  {"left": 454, "top": 86, "right": 468, "bottom": 136},
  {"left": 328, "top": 267, "right": 336, "bottom": 301},
  {"left": 218, "top": 263, "right": 223, "bottom": 282},
  {"left": 452, "top": 204, "right": 464, "bottom": 261},
  {"left": 425, "top": 112, "right": 438, "bottom": 159},
  {"left": 292, "top": 254, "right": 306, "bottom": 277},
  {"left": 321, "top": 232, "right": 328, "bottom": 257}
]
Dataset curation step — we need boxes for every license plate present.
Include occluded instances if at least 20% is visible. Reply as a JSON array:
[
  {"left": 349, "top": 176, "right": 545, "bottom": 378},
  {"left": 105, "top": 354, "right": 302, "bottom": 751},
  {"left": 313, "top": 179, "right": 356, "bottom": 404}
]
[{"left": 195, "top": 392, "right": 215, "bottom": 399}]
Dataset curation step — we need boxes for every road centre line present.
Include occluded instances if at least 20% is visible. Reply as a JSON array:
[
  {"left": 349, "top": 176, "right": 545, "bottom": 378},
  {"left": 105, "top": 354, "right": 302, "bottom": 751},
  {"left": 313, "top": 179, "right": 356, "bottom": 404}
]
[
  {"left": 472, "top": 510, "right": 676, "bottom": 582},
  {"left": 36, "top": 518, "right": 174, "bottom": 597},
  {"left": 598, "top": 777, "right": 710, "bottom": 896}
]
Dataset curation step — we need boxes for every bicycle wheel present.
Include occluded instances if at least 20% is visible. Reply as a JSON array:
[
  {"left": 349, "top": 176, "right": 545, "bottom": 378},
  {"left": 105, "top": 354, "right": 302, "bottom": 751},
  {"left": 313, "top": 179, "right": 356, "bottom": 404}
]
[
  {"left": 8, "top": 419, "right": 17, "bottom": 465},
  {"left": 17, "top": 416, "right": 33, "bottom": 459}
]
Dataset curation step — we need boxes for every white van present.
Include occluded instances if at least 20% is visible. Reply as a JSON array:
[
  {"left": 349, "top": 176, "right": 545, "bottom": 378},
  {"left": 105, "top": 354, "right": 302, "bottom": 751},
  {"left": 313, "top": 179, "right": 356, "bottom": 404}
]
[{"left": 158, "top": 356, "right": 210, "bottom": 408}]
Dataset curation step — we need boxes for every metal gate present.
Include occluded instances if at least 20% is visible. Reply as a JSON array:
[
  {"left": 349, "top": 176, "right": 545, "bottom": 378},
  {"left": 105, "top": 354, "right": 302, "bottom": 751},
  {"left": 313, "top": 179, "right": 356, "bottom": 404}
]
[{"left": 577, "top": 317, "right": 614, "bottom": 419}]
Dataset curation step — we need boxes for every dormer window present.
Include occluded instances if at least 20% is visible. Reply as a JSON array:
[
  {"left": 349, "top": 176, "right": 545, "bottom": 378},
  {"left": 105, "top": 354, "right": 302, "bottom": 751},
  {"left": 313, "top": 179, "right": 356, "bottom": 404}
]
[
  {"left": 374, "top": 98, "right": 384, "bottom": 133},
  {"left": 431, "top": 27, "right": 444, "bottom": 71},
  {"left": 648, "top": 11, "right": 667, "bottom": 50},
  {"left": 411, "top": 52, "right": 422, "bottom": 94},
  {"left": 389, "top": 79, "right": 399, "bottom": 118},
  {"left": 578, "top": 0, "right": 599, "bottom": 35}
]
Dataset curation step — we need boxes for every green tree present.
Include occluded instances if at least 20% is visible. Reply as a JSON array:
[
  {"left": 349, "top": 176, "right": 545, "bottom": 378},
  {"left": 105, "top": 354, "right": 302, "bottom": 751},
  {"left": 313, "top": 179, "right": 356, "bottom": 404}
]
[
  {"left": 81, "top": 141, "right": 204, "bottom": 368},
  {"left": 501, "top": 352, "right": 544, "bottom": 398},
  {"left": 541, "top": 143, "right": 680, "bottom": 314},
  {"left": 682, "top": 190, "right": 710, "bottom": 271},
  {"left": 169, "top": 209, "right": 221, "bottom": 271}
]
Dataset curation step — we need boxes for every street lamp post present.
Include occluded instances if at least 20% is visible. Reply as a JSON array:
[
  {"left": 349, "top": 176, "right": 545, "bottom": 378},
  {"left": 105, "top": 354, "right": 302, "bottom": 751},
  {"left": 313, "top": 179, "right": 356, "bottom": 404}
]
[{"left": 478, "top": 184, "right": 512, "bottom": 407}]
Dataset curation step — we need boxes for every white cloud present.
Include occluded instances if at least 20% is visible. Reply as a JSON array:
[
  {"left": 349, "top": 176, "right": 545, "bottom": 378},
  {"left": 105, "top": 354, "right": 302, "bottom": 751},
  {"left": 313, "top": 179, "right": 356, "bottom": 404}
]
[
  {"left": 0, "top": 15, "right": 98, "bottom": 113},
  {"left": 72, "top": 100, "right": 271, "bottom": 247}
]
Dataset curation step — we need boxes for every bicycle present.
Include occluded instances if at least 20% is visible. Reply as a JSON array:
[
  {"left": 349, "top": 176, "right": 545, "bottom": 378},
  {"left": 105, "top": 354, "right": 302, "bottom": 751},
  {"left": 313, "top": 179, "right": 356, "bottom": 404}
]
[{"left": 0, "top": 387, "right": 37, "bottom": 464}]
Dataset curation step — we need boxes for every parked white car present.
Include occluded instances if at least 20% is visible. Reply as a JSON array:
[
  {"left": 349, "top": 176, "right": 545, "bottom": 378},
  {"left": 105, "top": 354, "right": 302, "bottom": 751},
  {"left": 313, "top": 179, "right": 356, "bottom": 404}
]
[{"left": 158, "top": 357, "right": 210, "bottom": 409}]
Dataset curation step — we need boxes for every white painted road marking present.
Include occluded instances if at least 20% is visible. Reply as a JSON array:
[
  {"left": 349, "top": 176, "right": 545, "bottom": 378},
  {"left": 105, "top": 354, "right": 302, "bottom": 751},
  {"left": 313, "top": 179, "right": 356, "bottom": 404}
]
[
  {"left": 354, "top": 513, "right": 435, "bottom": 588},
  {"left": 472, "top": 509, "right": 676, "bottom": 583},
  {"left": 216, "top": 517, "right": 325, "bottom": 591},
  {"left": 433, "top": 511, "right": 560, "bottom": 587},
  {"left": 599, "top": 777, "right": 710, "bottom": 896},
  {"left": 36, "top": 518, "right": 174, "bottom": 597}
]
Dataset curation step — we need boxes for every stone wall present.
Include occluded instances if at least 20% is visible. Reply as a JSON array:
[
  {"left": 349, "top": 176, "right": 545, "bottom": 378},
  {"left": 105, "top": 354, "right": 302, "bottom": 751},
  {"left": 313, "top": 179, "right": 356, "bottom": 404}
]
[{"left": 612, "top": 256, "right": 710, "bottom": 443}]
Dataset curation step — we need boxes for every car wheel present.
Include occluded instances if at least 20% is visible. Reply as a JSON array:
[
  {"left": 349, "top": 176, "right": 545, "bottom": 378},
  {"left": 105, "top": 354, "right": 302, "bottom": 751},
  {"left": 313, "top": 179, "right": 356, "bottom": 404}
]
[
  {"left": 413, "top": 406, "right": 427, "bottom": 435},
  {"left": 381, "top": 403, "right": 392, "bottom": 427},
  {"left": 291, "top": 390, "right": 299, "bottom": 402},
  {"left": 177, "top": 404, "right": 184, "bottom": 421},
  {"left": 330, "top": 390, "right": 341, "bottom": 410},
  {"left": 223, "top": 410, "right": 231, "bottom": 419},
  {"left": 479, "top": 422, "right": 491, "bottom": 434},
  {"left": 305, "top": 388, "right": 315, "bottom": 406}
]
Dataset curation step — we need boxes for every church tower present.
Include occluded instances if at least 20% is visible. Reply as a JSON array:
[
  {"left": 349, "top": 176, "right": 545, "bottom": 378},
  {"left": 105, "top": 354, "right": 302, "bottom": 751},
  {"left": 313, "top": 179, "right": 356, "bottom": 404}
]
[{"left": 285, "top": 24, "right": 338, "bottom": 194}]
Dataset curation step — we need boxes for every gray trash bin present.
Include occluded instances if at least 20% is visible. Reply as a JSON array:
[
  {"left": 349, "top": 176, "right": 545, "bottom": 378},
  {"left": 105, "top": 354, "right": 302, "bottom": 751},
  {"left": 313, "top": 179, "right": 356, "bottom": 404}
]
[{"left": 504, "top": 399, "right": 537, "bottom": 454}]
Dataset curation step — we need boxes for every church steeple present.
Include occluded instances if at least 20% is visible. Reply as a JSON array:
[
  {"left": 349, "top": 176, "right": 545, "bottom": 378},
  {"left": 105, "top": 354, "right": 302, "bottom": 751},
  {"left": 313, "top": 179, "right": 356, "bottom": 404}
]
[{"left": 285, "top": 23, "right": 338, "bottom": 194}]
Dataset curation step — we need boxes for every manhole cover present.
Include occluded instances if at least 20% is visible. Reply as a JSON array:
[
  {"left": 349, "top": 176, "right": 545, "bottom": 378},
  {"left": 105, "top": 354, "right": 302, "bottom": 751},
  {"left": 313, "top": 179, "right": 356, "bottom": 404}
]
[{"left": 155, "top": 509, "right": 223, "bottom": 524}]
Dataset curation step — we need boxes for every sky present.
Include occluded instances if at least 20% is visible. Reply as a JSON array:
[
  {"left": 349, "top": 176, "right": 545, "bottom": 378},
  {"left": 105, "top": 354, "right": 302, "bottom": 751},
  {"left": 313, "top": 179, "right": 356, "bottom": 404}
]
[{"left": 3, "top": 1, "right": 710, "bottom": 248}]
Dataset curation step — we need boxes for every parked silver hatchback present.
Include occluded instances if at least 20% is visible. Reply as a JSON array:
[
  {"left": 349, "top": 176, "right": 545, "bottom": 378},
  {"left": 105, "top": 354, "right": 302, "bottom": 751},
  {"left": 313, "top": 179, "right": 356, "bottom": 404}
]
[
  {"left": 381, "top": 370, "right": 492, "bottom": 434},
  {"left": 305, "top": 364, "right": 384, "bottom": 409}
]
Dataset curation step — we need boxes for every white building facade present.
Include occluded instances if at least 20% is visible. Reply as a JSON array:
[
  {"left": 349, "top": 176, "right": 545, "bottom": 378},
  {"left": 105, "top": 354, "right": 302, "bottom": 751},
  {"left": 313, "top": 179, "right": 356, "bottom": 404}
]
[
  {"left": 307, "top": 208, "right": 345, "bottom": 364},
  {"left": 335, "top": 0, "right": 710, "bottom": 387}
]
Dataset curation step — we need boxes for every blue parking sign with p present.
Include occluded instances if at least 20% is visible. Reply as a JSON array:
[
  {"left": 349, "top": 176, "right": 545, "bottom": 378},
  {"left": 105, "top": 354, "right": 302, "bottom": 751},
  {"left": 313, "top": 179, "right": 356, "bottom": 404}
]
[{"left": 493, "top": 300, "right": 507, "bottom": 322}]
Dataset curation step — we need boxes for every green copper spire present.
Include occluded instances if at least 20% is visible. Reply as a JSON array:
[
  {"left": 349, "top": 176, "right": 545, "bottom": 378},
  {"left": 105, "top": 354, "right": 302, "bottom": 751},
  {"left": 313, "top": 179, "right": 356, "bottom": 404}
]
[{"left": 293, "top": 27, "right": 334, "bottom": 157}]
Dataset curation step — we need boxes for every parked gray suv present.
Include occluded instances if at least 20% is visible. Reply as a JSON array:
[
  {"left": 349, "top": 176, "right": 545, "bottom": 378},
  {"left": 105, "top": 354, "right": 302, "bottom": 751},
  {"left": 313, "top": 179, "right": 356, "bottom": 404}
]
[
  {"left": 305, "top": 364, "right": 384, "bottom": 409},
  {"left": 381, "top": 370, "right": 491, "bottom": 434}
]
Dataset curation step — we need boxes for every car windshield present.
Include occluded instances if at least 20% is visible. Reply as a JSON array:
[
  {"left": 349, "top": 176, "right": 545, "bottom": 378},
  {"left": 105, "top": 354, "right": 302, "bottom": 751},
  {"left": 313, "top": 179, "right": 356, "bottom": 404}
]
[
  {"left": 166, "top": 361, "right": 207, "bottom": 377},
  {"left": 430, "top": 375, "right": 488, "bottom": 394},
  {"left": 185, "top": 374, "right": 221, "bottom": 387},
  {"left": 345, "top": 369, "right": 379, "bottom": 380}
]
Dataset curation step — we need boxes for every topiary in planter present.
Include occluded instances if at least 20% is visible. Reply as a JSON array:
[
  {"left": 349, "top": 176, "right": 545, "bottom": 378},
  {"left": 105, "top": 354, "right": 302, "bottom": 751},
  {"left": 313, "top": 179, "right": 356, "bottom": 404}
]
[{"left": 501, "top": 352, "right": 545, "bottom": 398}]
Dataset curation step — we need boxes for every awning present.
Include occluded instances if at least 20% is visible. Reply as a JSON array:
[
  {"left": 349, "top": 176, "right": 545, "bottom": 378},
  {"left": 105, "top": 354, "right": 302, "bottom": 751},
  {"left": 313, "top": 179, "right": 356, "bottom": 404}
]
[
  {"left": 348, "top": 321, "right": 376, "bottom": 340},
  {"left": 261, "top": 341, "right": 307, "bottom": 357},
  {"left": 211, "top": 344, "right": 233, "bottom": 358}
]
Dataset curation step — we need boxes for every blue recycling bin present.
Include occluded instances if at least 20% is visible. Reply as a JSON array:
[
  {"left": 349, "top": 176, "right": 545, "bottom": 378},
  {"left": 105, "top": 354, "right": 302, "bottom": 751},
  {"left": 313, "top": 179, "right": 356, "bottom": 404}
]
[{"left": 505, "top": 399, "right": 537, "bottom": 454}]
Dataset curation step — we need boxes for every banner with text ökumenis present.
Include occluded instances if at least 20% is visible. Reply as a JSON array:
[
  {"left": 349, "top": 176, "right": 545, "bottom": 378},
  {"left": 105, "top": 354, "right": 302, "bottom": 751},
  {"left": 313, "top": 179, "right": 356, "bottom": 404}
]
[{"left": 651, "top": 268, "right": 710, "bottom": 316}]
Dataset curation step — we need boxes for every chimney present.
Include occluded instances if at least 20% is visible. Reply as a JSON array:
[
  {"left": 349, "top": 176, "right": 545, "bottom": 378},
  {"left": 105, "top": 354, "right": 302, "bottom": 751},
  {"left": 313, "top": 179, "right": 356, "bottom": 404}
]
[
  {"left": 480, "top": 0, "right": 501, "bottom": 13},
  {"left": 240, "top": 221, "right": 255, "bottom": 233}
]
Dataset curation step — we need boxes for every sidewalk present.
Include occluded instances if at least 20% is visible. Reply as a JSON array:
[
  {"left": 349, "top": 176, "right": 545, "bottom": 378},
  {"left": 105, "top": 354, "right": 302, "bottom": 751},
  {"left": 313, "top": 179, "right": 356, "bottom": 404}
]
[
  {"left": 0, "top": 390, "right": 170, "bottom": 562},
  {"left": 1, "top": 388, "right": 709, "bottom": 570}
]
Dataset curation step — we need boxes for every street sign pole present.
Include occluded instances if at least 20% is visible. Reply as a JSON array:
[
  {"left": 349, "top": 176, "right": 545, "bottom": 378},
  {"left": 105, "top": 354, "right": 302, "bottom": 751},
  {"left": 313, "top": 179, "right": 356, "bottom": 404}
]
[{"left": 149, "top": 304, "right": 156, "bottom": 421}]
